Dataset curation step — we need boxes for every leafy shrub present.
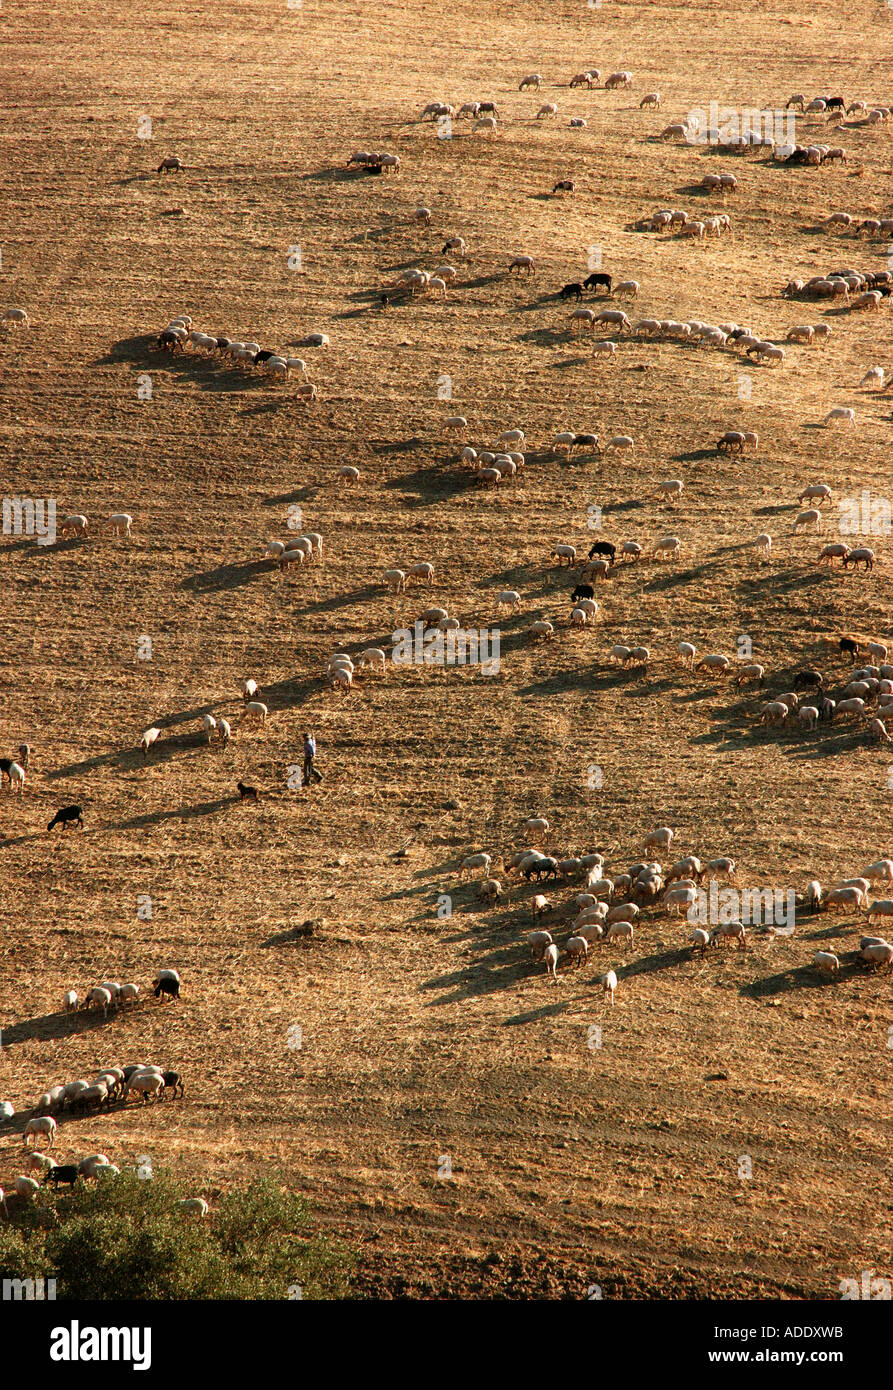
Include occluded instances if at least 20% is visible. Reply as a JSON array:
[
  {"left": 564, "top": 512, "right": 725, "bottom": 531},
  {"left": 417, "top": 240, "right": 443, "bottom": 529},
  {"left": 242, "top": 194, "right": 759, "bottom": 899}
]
[{"left": 0, "top": 1171, "right": 352, "bottom": 1300}]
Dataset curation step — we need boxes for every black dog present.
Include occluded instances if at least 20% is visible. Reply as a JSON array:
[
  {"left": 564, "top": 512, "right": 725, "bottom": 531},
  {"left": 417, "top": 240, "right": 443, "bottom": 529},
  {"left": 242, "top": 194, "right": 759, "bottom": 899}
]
[{"left": 237, "top": 782, "right": 259, "bottom": 801}]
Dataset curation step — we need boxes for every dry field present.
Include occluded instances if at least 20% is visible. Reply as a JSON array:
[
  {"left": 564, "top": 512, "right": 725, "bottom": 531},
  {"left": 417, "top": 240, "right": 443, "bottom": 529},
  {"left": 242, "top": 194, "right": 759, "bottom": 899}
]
[{"left": 1, "top": 0, "right": 892, "bottom": 1299}]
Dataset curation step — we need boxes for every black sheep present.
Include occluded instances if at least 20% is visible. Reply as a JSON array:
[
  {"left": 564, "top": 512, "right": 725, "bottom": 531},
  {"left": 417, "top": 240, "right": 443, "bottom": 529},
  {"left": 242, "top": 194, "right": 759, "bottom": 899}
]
[
  {"left": 839, "top": 637, "right": 859, "bottom": 662},
  {"left": 584, "top": 272, "right": 612, "bottom": 294},
  {"left": 154, "top": 977, "right": 180, "bottom": 1001},
  {"left": 572, "top": 584, "right": 595, "bottom": 603},
  {"left": 48, "top": 805, "right": 83, "bottom": 832},
  {"left": 161, "top": 1070, "right": 184, "bottom": 1098},
  {"left": 588, "top": 540, "right": 616, "bottom": 564},
  {"left": 559, "top": 282, "right": 584, "bottom": 301},
  {"left": 792, "top": 669, "right": 824, "bottom": 690},
  {"left": 44, "top": 1165, "right": 79, "bottom": 1189}
]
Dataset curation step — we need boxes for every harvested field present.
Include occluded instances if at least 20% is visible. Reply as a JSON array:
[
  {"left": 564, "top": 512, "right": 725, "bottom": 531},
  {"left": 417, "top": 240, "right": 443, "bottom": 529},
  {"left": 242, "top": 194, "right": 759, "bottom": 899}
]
[{"left": 0, "top": 0, "right": 891, "bottom": 1300}]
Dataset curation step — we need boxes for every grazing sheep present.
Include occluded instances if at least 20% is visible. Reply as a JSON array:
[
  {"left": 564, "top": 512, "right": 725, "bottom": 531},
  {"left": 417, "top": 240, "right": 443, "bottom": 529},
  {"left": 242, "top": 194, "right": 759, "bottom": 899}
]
[
  {"left": 180, "top": 1197, "right": 210, "bottom": 1218},
  {"left": 599, "top": 969, "right": 618, "bottom": 1005},
  {"left": 823, "top": 407, "right": 856, "bottom": 427},
  {"left": 528, "top": 929, "right": 553, "bottom": 960},
  {"left": 710, "top": 921, "right": 746, "bottom": 951},
  {"left": 241, "top": 701, "right": 268, "bottom": 725},
  {"left": 842, "top": 546, "right": 875, "bottom": 572},
  {"left": 543, "top": 942, "right": 561, "bottom": 979},
  {"left": 383, "top": 568, "right": 407, "bottom": 594},
  {"left": 141, "top": 726, "right": 160, "bottom": 756},
  {"left": 654, "top": 536, "right": 681, "bottom": 560},
  {"left": 794, "top": 508, "right": 822, "bottom": 534},
  {"left": 509, "top": 255, "right": 536, "bottom": 276},
  {"left": 24, "top": 1117, "right": 56, "bottom": 1149},
  {"left": 157, "top": 156, "right": 184, "bottom": 173},
  {"left": 520, "top": 74, "right": 543, "bottom": 91},
  {"left": 496, "top": 589, "right": 521, "bottom": 612},
  {"left": 813, "top": 951, "right": 840, "bottom": 976},
  {"left": 460, "top": 852, "right": 492, "bottom": 879},
  {"left": 860, "top": 941, "right": 893, "bottom": 968},
  {"left": 536, "top": 103, "right": 558, "bottom": 120}
]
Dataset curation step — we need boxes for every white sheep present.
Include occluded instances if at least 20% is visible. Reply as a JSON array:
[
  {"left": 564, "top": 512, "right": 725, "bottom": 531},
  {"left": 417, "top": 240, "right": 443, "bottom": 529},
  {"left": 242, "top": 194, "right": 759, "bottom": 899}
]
[
  {"left": 107, "top": 512, "right": 133, "bottom": 538},
  {"left": 654, "top": 536, "right": 681, "bottom": 560},
  {"left": 24, "top": 1116, "right": 56, "bottom": 1149},
  {"left": 383, "top": 568, "right": 407, "bottom": 594},
  {"left": 1, "top": 307, "right": 30, "bottom": 329},
  {"left": 536, "top": 103, "right": 558, "bottom": 119},
  {"left": 496, "top": 589, "right": 521, "bottom": 612},
  {"left": 241, "top": 701, "right": 268, "bottom": 725},
  {"left": 813, "top": 950, "right": 840, "bottom": 976},
  {"left": 823, "top": 407, "right": 855, "bottom": 427},
  {"left": 180, "top": 1197, "right": 210, "bottom": 1218},
  {"left": 15, "top": 1176, "right": 40, "bottom": 1200},
  {"left": 643, "top": 826, "right": 673, "bottom": 852},
  {"left": 201, "top": 713, "right": 217, "bottom": 743},
  {"left": 600, "top": 969, "right": 618, "bottom": 1005},
  {"left": 519, "top": 74, "right": 543, "bottom": 91},
  {"left": 605, "top": 435, "right": 634, "bottom": 453},
  {"left": 60, "top": 513, "right": 88, "bottom": 538},
  {"left": 544, "top": 943, "right": 560, "bottom": 980},
  {"left": 87, "top": 986, "right": 113, "bottom": 1016},
  {"left": 565, "top": 935, "right": 589, "bottom": 967},
  {"left": 793, "top": 509, "right": 822, "bottom": 534},
  {"left": 141, "top": 726, "right": 161, "bottom": 756},
  {"left": 860, "top": 942, "right": 893, "bottom": 968},
  {"left": 461, "top": 852, "right": 492, "bottom": 878}
]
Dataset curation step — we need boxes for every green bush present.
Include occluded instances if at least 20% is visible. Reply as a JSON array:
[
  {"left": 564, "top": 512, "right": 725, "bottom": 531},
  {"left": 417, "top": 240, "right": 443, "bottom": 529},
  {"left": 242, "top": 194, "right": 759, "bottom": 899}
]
[{"left": 0, "top": 1171, "right": 352, "bottom": 1300}]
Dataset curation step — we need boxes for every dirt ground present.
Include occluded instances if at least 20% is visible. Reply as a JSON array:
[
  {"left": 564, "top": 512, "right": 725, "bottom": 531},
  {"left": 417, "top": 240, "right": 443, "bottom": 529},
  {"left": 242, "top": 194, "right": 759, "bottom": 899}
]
[{"left": 0, "top": 0, "right": 891, "bottom": 1298}]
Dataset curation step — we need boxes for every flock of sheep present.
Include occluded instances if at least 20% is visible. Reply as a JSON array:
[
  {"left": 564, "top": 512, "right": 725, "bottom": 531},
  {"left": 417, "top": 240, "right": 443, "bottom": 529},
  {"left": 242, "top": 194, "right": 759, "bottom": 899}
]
[
  {"left": 0, "top": 973, "right": 198, "bottom": 1214},
  {"left": 458, "top": 823, "right": 893, "bottom": 996},
  {"left": 3, "top": 43, "right": 892, "bottom": 1252}
]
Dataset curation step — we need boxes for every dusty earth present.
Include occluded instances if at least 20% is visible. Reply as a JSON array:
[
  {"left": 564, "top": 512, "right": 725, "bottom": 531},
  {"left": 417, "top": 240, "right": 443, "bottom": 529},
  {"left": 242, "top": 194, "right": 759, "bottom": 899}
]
[{"left": 0, "top": 0, "right": 891, "bottom": 1298}]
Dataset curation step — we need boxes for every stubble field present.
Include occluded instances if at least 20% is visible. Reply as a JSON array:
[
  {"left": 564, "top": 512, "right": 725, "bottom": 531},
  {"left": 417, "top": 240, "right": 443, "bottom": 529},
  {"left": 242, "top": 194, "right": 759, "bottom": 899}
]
[{"left": 0, "top": 0, "right": 891, "bottom": 1298}]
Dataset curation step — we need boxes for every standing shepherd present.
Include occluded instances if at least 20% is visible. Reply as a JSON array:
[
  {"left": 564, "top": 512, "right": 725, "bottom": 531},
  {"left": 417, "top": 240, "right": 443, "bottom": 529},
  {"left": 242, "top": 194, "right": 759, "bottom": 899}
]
[{"left": 303, "top": 730, "right": 322, "bottom": 785}]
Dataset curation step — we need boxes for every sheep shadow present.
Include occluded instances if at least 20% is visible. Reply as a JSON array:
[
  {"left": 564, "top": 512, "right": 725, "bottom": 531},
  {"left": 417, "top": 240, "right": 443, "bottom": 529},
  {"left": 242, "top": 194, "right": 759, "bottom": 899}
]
[
  {"left": 93, "top": 333, "right": 156, "bottom": 366},
  {"left": 382, "top": 467, "right": 469, "bottom": 503},
  {"left": 181, "top": 558, "right": 273, "bottom": 593},
  {"left": 514, "top": 327, "right": 569, "bottom": 347},
  {"left": 263, "top": 487, "right": 318, "bottom": 506},
  {"left": 107, "top": 796, "right": 238, "bottom": 832},
  {"left": 0, "top": 1003, "right": 147, "bottom": 1049},
  {"left": 371, "top": 438, "right": 427, "bottom": 455},
  {"left": 739, "top": 958, "right": 865, "bottom": 997}
]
